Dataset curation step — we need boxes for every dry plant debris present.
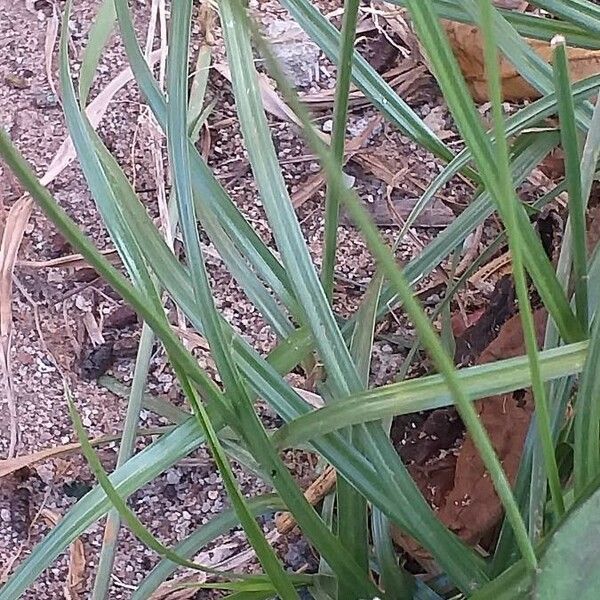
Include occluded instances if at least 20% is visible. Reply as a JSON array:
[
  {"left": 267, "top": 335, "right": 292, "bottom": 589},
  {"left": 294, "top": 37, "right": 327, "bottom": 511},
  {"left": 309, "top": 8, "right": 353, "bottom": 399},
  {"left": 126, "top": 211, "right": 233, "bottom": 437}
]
[{"left": 443, "top": 1, "right": 600, "bottom": 101}]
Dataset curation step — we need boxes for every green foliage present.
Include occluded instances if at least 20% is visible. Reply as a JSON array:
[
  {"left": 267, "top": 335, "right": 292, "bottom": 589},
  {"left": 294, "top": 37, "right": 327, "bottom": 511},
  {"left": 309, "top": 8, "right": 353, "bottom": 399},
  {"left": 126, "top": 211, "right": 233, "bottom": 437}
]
[{"left": 2, "top": 0, "right": 600, "bottom": 598}]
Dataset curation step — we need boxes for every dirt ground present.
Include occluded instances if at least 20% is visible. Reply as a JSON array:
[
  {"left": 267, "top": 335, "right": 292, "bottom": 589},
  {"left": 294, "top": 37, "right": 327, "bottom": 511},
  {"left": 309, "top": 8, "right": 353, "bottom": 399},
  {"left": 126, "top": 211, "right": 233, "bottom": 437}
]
[{"left": 0, "top": 1, "right": 483, "bottom": 598}]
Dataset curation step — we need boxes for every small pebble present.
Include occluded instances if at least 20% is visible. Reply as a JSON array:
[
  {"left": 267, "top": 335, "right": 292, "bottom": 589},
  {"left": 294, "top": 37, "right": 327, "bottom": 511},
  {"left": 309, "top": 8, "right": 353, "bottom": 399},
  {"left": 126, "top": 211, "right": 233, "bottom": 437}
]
[{"left": 166, "top": 469, "right": 181, "bottom": 485}]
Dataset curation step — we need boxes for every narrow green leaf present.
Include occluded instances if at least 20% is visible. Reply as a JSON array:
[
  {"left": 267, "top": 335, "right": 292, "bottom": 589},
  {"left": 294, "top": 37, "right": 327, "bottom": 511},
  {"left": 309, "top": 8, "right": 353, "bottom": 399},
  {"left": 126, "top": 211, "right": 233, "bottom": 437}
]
[
  {"left": 529, "top": 0, "right": 600, "bottom": 37},
  {"left": 280, "top": 0, "right": 457, "bottom": 164},
  {"left": 371, "top": 510, "right": 415, "bottom": 599},
  {"left": 390, "top": 0, "right": 600, "bottom": 50},
  {"left": 573, "top": 314, "right": 600, "bottom": 494},
  {"left": 0, "top": 126, "right": 426, "bottom": 598},
  {"left": 472, "top": 0, "right": 564, "bottom": 522},
  {"left": 92, "top": 326, "right": 155, "bottom": 600},
  {"left": 552, "top": 35, "right": 587, "bottom": 330},
  {"left": 274, "top": 342, "right": 587, "bottom": 447},
  {"left": 78, "top": 0, "right": 116, "bottom": 106},
  {"left": 237, "top": 5, "right": 489, "bottom": 591},
  {"left": 166, "top": 6, "right": 298, "bottom": 597},
  {"left": 321, "top": 0, "right": 360, "bottom": 303},
  {"left": 188, "top": 45, "right": 212, "bottom": 140}
]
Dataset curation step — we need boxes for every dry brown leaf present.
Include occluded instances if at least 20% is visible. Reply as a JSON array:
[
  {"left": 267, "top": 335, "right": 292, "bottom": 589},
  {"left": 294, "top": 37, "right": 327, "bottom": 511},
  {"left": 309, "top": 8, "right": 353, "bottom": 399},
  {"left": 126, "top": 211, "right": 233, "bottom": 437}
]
[
  {"left": 44, "top": 4, "right": 59, "bottom": 99},
  {"left": 0, "top": 433, "right": 123, "bottom": 479},
  {"left": 213, "top": 63, "right": 301, "bottom": 125},
  {"left": 292, "top": 170, "right": 328, "bottom": 208},
  {"left": 0, "top": 442, "right": 81, "bottom": 478},
  {"left": 392, "top": 306, "right": 545, "bottom": 566},
  {"left": 41, "top": 509, "right": 86, "bottom": 599},
  {"left": 468, "top": 251, "right": 512, "bottom": 288},
  {"left": 437, "top": 309, "right": 547, "bottom": 544},
  {"left": 443, "top": 19, "right": 600, "bottom": 102},
  {"left": 0, "top": 195, "right": 34, "bottom": 457}
]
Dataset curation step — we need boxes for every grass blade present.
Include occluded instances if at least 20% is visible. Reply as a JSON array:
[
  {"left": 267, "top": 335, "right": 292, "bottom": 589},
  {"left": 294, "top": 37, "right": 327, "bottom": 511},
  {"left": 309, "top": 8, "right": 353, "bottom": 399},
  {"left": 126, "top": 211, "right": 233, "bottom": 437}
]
[
  {"left": 92, "top": 326, "right": 155, "bottom": 599},
  {"left": 552, "top": 35, "right": 587, "bottom": 330},
  {"left": 321, "top": 0, "right": 360, "bottom": 302},
  {"left": 472, "top": 0, "right": 564, "bottom": 519},
  {"left": 390, "top": 0, "right": 600, "bottom": 49},
  {"left": 78, "top": 0, "right": 116, "bottom": 106},
  {"left": 280, "top": 0, "right": 457, "bottom": 164},
  {"left": 273, "top": 342, "right": 586, "bottom": 447},
  {"left": 113, "top": 0, "right": 300, "bottom": 318},
  {"left": 371, "top": 510, "right": 415, "bottom": 599},
  {"left": 529, "top": 0, "right": 600, "bottom": 36},
  {"left": 66, "top": 387, "right": 229, "bottom": 576},
  {"left": 166, "top": 5, "right": 299, "bottom": 596}
]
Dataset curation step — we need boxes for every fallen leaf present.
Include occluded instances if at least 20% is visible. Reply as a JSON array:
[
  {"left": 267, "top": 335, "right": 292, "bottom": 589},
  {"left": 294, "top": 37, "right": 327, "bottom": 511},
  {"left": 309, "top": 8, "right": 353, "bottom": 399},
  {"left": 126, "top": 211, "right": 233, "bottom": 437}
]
[
  {"left": 442, "top": 17, "right": 600, "bottom": 102},
  {"left": 0, "top": 195, "right": 34, "bottom": 457},
  {"left": 437, "top": 308, "right": 547, "bottom": 544}
]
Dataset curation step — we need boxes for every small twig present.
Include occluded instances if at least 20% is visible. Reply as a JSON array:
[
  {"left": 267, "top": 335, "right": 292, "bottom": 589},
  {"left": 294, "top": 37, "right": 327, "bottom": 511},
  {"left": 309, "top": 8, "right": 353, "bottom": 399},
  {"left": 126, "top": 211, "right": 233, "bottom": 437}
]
[{"left": 275, "top": 465, "right": 337, "bottom": 534}]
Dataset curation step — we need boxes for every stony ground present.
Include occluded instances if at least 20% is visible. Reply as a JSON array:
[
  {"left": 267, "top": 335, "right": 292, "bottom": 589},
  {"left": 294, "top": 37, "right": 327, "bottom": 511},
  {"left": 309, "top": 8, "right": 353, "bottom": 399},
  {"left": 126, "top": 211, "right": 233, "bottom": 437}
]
[{"left": 0, "top": 1, "right": 474, "bottom": 598}]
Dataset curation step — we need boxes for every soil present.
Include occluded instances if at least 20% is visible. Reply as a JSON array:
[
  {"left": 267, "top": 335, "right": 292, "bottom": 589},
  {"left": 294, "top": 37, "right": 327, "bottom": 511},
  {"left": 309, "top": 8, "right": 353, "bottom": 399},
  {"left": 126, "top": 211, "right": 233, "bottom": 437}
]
[{"left": 0, "top": 0, "right": 572, "bottom": 598}]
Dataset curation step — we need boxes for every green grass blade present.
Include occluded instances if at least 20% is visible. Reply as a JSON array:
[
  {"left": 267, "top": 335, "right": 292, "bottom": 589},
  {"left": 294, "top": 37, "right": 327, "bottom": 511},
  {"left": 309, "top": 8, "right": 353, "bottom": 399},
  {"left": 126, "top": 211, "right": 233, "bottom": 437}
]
[
  {"left": 573, "top": 315, "right": 600, "bottom": 494},
  {"left": 512, "top": 90, "right": 600, "bottom": 563},
  {"left": 321, "top": 0, "right": 360, "bottom": 302},
  {"left": 337, "top": 273, "right": 385, "bottom": 598},
  {"left": 395, "top": 72, "right": 600, "bottom": 248},
  {"left": 98, "top": 375, "right": 190, "bottom": 424},
  {"left": 371, "top": 510, "right": 415, "bottom": 599},
  {"left": 166, "top": 7, "right": 298, "bottom": 596},
  {"left": 529, "top": 0, "right": 600, "bottom": 36},
  {"left": 113, "top": 0, "right": 300, "bottom": 317},
  {"left": 0, "top": 415, "right": 207, "bottom": 600},
  {"left": 177, "top": 370, "right": 301, "bottom": 600},
  {"left": 60, "top": 3, "right": 161, "bottom": 308},
  {"left": 573, "top": 93, "right": 600, "bottom": 496},
  {"left": 228, "top": 3, "right": 491, "bottom": 590},
  {"left": 66, "top": 388, "right": 229, "bottom": 576},
  {"left": 274, "top": 342, "right": 586, "bottom": 447},
  {"left": 397, "top": 0, "right": 583, "bottom": 349},
  {"left": 188, "top": 44, "right": 212, "bottom": 140},
  {"left": 475, "top": 0, "right": 564, "bottom": 519},
  {"left": 78, "top": 0, "right": 116, "bottom": 106},
  {"left": 552, "top": 36, "right": 587, "bottom": 330},
  {"left": 92, "top": 326, "right": 155, "bottom": 599},
  {"left": 375, "top": 138, "right": 577, "bottom": 345},
  {"left": 219, "top": 0, "right": 362, "bottom": 398}
]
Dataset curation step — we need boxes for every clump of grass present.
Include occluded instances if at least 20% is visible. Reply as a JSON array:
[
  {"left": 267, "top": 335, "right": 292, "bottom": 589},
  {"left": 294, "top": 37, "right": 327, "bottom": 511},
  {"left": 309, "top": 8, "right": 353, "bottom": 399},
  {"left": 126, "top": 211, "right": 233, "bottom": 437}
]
[{"left": 2, "top": 0, "right": 600, "bottom": 598}]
